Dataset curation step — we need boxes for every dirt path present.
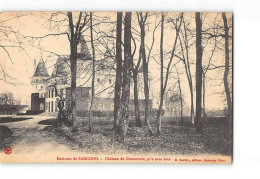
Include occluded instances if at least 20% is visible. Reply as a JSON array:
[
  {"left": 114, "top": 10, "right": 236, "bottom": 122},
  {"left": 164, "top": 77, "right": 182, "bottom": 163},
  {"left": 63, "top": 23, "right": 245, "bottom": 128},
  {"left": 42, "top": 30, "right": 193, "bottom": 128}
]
[{"left": 1, "top": 115, "right": 73, "bottom": 155}]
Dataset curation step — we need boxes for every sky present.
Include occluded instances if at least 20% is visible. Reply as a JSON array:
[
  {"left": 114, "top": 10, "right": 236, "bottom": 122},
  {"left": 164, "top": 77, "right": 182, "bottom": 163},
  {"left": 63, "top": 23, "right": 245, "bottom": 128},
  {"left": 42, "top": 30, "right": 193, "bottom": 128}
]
[{"left": 0, "top": 12, "right": 232, "bottom": 110}]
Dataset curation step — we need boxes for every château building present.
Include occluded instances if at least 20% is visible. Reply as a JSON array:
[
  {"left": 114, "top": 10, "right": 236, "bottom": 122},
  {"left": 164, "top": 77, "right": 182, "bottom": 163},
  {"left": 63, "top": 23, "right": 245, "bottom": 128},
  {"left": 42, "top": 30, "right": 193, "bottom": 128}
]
[{"left": 30, "top": 36, "right": 152, "bottom": 115}]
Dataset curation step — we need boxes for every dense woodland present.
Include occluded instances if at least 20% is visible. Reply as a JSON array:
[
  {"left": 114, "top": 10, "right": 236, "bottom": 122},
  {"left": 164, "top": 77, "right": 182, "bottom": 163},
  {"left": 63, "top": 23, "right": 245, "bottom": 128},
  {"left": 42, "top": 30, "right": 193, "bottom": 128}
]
[{"left": 0, "top": 12, "right": 232, "bottom": 151}]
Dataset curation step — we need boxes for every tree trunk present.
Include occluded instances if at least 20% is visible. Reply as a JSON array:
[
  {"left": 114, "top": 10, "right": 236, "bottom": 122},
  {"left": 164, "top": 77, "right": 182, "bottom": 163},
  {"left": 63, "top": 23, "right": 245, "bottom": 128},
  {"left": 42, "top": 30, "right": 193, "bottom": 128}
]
[
  {"left": 114, "top": 12, "right": 123, "bottom": 129},
  {"left": 139, "top": 13, "right": 153, "bottom": 136},
  {"left": 156, "top": 12, "right": 164, "bottom": 135},
  {"left": 133, "top": 69, "right": 142, "bottom": 127},
  {"left": 70, "top": 44, "right": 77, "bottom": 127},
  {"left": 183, "top": 64, "right": 194, "bottom": 124},
  {"left": 180, "top": 20, "right": 195, "bottom": 125},
  {"left": 222, "top": 12, "right": 232, "bottom": 133},
  {"left": 68, "top": 12, "right": 78, "bottom": 127},
  {"left": 202, "top": 72, "right": 206, "bottom": 124},
  {"left": 195, "top": 12, "right": 203, "bottom": 133},
  {"left": 178, "top": 79, "right": 183, "bottom": 125},
  {"left": 67, "top": 12, "right": 79, "bottom": 128},
  {"left": 67, "top": 12, "right": 87, "bottom": 128},
  {"left": 115, "top": 12, "right": 132, "bottom": 143},
  {"left": 88, "top": 12, "right": 95, "bottom": 132},
  {"left": 184, "top": 62, "right": 194, "bottom": 124},
  {"left": 191, "top": 91, "right": 195, "bottom": 124}
]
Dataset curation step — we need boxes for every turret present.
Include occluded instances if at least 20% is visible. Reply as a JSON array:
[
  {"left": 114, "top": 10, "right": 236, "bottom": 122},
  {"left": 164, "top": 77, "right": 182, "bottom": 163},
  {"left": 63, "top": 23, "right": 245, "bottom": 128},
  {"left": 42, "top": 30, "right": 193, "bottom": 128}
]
[{"left": 31, "top": 59, "right": 49, "bottom": 96}]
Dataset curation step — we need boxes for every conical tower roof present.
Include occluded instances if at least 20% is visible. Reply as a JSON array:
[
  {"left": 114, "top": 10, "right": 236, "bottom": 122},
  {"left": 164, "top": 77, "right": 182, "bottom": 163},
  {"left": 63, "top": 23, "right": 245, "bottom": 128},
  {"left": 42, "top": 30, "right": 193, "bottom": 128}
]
[
  {"left": 51, "top": 57, "right": 70, "bottom": 77},
  {"left": 33, "top": 59, "right": 49, "bottom": 77},
  {"left": 78, "top": 35, "right": 92, "bottom": 60}
]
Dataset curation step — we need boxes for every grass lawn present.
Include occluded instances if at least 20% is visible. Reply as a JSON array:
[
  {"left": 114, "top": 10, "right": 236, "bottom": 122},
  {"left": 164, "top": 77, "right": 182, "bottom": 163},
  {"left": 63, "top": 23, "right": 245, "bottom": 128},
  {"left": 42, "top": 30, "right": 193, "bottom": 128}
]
[{"left": 44, "top": 116, "right": 232, "bottom": 156}]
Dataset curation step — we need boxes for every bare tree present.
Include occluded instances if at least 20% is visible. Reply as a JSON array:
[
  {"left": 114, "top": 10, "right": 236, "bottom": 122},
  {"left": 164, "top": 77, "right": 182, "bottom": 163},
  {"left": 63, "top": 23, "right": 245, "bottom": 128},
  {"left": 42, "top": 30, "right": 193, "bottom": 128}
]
[
  {"left": 130, "top": 13, "right": 143, "bottom": 128},
  {"left": 88, "top": 12, "right": 95, "bottom": 132},
  {"left": 137, "top": 12, "right": 153, "bottom": 135},
  {"left": 131, "top": 38, "right": 142, "bottom": 128},
  {"left": 156, "top": 13, "right": 183, "bottom": 136},
  {"left": 131, "top": 12, "right": 160, "bottom": 129},
  {"left": 195, "top": 12, "right": 203, "bottom": 133},
  {"left": 159, "top": 12, "right": 164, "bottom": 127},
  {"left": 202, "top": 32, "right": 217, "bottom": 123},
  {"left": 0, "top": 13, "right": 28, "bottom": 85},
  {"left": 115, "top": 12, "right": 132, "bottom": 143},
  {"left": 175, "top": 67, "right": 183, "bottom": 125},
  {"left": 114, "top": 12, "right": 123, "bottom": 129},
  {"left": 178, "top": 14, "right": 219, "bottom": 125},
  {"left": 222, "top": 12, "right": 232, "bottom": 131},
  {"left": 67, "top": 12, "right": 89, "bottom": 127},
  {"left": 177, "top": 17, "right": 195, "bottom": 124}
]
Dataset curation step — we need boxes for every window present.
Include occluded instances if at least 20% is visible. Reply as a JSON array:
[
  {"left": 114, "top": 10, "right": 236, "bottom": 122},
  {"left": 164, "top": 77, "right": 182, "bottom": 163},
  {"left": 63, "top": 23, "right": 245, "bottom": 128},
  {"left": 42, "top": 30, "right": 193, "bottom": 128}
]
[
  {"left": 46, "top": 102, "right": 48, "bottom": 111},
  {"left": 51, "top": 101, "right": 53, "bottom": 112},
  {"left": 51, "top": 90, "right": 54, "bottom": 98},
  {"left": 109, "top": 79, "right": 112, "bottom": 84},
  {"left": 54, "top": 101, "right": 57, "bottom": 112},
  {"left": 100, "top": 104, "right": 104, "bottom": 110},
  {"left": 97, "top": 78, "right": 100, "bottom": 82}
]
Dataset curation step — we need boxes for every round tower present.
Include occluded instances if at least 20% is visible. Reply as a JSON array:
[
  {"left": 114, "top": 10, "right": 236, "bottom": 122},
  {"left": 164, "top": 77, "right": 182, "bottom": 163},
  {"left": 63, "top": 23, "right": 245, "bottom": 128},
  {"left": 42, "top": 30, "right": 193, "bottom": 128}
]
[{"left": 31, "top": 59, "right": 49, "bottom": 97}]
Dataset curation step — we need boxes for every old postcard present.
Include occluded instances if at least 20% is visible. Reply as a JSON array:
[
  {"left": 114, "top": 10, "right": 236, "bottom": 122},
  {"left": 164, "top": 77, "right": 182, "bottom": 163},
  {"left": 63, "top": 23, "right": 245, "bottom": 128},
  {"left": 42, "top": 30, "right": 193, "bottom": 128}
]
[{"left": 0, "top": 12, "right": 232, "bottom": 163}]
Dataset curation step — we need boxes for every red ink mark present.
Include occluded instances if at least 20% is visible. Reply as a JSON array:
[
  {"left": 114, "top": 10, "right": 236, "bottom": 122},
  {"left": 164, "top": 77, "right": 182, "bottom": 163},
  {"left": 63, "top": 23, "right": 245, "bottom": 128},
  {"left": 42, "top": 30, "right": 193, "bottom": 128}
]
[{"left": 4, "top": 146, "right": 12, "bottom": 155}]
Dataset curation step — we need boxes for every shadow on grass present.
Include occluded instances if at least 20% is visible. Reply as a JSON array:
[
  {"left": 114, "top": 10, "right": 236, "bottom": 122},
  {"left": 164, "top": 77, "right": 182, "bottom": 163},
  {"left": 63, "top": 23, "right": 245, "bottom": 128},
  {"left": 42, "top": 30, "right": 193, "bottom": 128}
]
[
  {"left": 38, "top": 118, "right": 57, "bottom": 126},
  {"left": 0, "top": 117, "right": 32, "bottom": 123},
  {"left": 0, "top": 125, "right": 13, "bottom": 150}
]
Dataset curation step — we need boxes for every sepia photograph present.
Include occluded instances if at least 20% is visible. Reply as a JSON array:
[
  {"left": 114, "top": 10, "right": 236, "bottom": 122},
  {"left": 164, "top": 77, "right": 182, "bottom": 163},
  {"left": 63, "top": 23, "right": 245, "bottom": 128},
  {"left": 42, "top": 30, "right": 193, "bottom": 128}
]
[{"left": 0, "top": 11, "right": 232, "bottom": 163}]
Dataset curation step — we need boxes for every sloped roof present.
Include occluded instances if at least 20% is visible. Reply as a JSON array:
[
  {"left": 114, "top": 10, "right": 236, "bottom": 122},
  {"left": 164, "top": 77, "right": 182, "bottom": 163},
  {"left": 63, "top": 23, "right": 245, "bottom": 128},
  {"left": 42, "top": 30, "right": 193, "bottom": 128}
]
[{"left": 33, "top": 59, "right": 49, "bottom": 77}]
